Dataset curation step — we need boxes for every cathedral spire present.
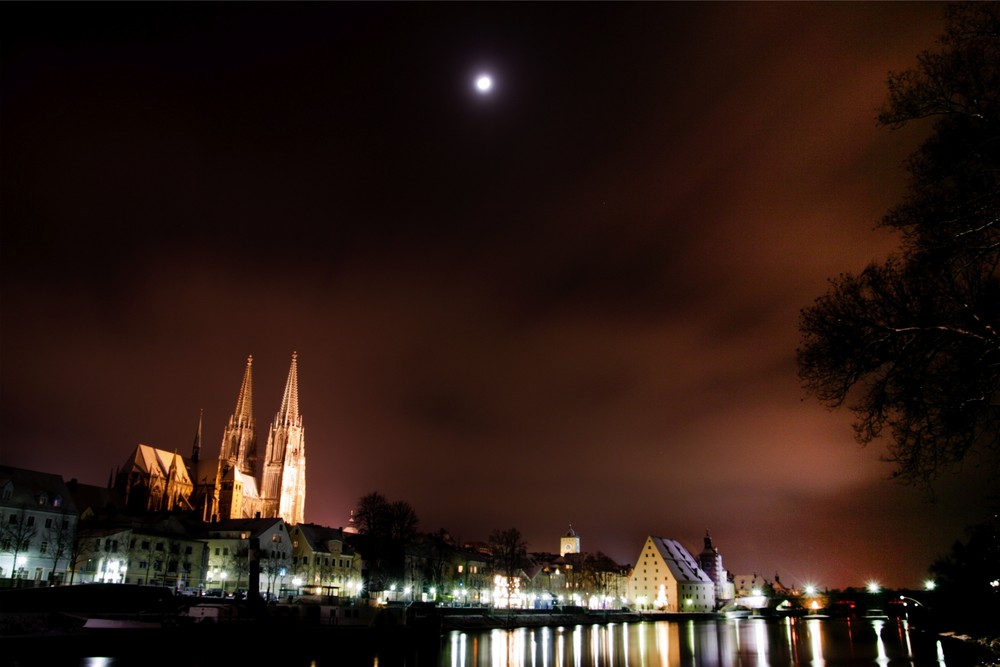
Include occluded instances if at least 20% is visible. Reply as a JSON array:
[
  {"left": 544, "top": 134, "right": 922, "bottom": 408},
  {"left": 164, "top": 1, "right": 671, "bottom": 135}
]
[
  {"left": 277, "top": 351, "right": 300, "bottom": 425},
  {"left": 218, "top": 354, "right": 257, "bottom": 478},
  {"left": 191, "top": 408, "right": 203, "bottom": 463},
  {"left": 234, "top": 355, "right": 253, "bottom": 423}
]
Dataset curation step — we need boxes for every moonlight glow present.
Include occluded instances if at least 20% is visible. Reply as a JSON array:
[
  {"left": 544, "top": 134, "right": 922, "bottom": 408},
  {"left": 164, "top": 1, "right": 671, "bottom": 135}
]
[{"left": 475, "top": 74, "right": 493, "bottom": 93}]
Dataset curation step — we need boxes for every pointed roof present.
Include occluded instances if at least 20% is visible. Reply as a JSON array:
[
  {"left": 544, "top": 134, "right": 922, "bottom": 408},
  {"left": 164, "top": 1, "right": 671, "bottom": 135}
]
[
  {"left": 233, "top": 355, "right": 253, "bottom": 422},
  {"left": 191, "top": 408, "right": 203, "bottom": 462},
  {"left": 277, "top": 351, "right": 300, "bottom": 424},
  {"left": 646, "top": 536, "right": 713, "bottom": 583},
  {"left": 126, "top": 445, "right": 193, "bottom": 487}
]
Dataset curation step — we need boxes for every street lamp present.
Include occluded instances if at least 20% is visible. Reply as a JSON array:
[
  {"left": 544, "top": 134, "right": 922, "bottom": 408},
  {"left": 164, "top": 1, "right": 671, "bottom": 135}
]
[
  {"left": 924, "top": 579, "right": 937, "bottom": 591},
  {"left": 866, "top": 581, "right": 881, "bottom": 594}
]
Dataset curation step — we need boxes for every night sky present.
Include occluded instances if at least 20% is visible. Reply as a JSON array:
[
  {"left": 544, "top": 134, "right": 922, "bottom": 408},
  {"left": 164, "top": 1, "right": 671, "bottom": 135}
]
[{"left": 2, "top": 2, "right": 991, "bottom": 590}]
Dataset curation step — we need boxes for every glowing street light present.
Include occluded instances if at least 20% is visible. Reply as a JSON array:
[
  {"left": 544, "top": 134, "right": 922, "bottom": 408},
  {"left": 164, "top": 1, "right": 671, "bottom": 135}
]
[
  {"left": 923, "top": 579, "right": 937, "bottom": 591},
  {"left": 866, "top": 581, "right": 881, "bottom": 594}
]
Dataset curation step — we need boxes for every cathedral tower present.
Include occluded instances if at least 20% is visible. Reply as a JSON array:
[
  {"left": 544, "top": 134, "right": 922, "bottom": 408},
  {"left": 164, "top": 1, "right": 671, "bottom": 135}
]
[
  {"left": 261, "top": 352, "right": 307, "bottom": 525},
  {"left": 219, "top": 355, "right": 257, "bottom": 476},
  {"left": 213, "top": 355, "right": 258, "bottom": 520}
]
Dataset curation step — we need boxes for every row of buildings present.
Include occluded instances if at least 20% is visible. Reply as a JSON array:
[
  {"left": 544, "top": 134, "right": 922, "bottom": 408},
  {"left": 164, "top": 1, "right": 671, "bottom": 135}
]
[{"left": 1, "top": 353, "right": 781, "bottom": 612}]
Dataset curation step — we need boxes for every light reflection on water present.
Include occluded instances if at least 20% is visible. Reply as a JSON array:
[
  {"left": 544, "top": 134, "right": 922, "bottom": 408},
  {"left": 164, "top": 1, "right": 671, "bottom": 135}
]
[{"left": 438, "top": 617, "right": 970, "bottom": 667}]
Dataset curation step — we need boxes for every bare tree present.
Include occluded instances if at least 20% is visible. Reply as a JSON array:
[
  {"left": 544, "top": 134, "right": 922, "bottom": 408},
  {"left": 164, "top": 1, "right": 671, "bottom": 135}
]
[
  {"left": 42, "top": 511, "right": 74, "bottom": 585},
  {"left": 489, "top": 528, "right": 528, "bottom": 609},
  {"left": 798, "top": 3, "right": 1000, "bottom": 488},
  {"left": 353, "top": 492, "right": 419, "bottom": 594},
  {"left": 1, "top": 506, "right": 37, "bottom": 586}
]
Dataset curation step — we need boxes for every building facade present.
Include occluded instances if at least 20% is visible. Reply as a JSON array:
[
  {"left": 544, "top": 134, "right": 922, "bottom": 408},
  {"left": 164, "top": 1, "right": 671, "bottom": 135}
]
[
  {"left": 0, "top": 466, "right": 79, "bottom": 586},
  {"left": 290, "top": 523, "right": 363, "bottom": 598},
  {"left": 628, "top": 536, "right": 716, "bottom": 612},
  {"left": 200, "top": 517, "right": 293, "bottom": 598}
]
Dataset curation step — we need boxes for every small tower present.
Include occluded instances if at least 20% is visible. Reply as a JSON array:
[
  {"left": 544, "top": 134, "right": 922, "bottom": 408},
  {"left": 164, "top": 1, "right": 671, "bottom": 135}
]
[
  {"left": 560, "top": 524, "right": 580, "bottom": 556},
  {"left": 698, "top": 531, "right": 732, "bottom": 605}
]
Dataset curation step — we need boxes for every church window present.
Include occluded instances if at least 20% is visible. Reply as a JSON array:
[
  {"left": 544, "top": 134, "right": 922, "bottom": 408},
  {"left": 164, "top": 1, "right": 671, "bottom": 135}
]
[
  {"left": 223, "top": 548, "right": 229, "bottom": 556},
  {"left": 44, "top": 518, "right": 52, "bottom": 528},
  {"left": 26, "top": 516, "right": 34, "bottom": 527},
  {"left": 40, "top": 542, "right": 48, "bottom": 554},
  {"left": 155, "top": 542, "right": 164, "bottom": 551},
  {"left": 214, "top": 548, "right": 220, "bottom": 556},
  {"left": 8, "top": 515, "right": 17, "bottom": 525},
  {"left": 142, "top": 541, "right": 150, "bottom": 550}
]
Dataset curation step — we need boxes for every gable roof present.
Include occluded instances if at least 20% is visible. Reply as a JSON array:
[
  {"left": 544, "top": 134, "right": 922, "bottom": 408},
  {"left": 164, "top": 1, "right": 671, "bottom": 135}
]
[
  {"left": 0, "top": 464, "right": 77, "bottom": 514},
  {"left": 647, "top": 536, "right": 712, "bottom": 583},
  {"left": 198, "top": 516, "right": 285, "bottom": 539},
  {"left": 125, "top": 445, "right": 193, "bottom": 486},
  {"left": 293, "top": 523, "right": 354, "bottom": 555}
]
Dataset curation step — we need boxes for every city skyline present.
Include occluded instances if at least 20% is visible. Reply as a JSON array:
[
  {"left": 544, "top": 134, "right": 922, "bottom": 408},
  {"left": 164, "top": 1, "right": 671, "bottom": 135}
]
[{"left": 2, "top": 2, "right": 992, "bottom": 589}]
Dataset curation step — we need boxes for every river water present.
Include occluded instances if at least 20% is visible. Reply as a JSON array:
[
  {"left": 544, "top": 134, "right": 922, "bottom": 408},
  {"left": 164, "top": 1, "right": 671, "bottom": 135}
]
[
  {"left": 435, "top": 617, "right": 991, "bottom": 667},
  {"left": 60, "top": 616, "right": 992, "bottom": 667}
]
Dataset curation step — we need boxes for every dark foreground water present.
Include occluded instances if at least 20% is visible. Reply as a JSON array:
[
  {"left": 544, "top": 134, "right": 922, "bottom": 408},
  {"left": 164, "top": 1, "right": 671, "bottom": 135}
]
[
  {"left": 10, "top": 616, "right": 994, "bottom": 667},
  {"left": 436, "top": 618, "right": 993, "bottom": 667}
]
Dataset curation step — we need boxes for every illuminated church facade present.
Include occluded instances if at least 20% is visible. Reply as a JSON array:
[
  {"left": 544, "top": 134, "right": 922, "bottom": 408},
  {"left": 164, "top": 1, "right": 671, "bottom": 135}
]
[{"left": 116, "top": 353, "right": 307, "bottom": 526}]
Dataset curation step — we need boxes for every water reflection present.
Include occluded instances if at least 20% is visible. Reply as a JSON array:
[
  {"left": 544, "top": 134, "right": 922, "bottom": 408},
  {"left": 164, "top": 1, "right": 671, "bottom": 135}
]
[{"left": 438, "top": 617, "right": 973, "bottom": 667}]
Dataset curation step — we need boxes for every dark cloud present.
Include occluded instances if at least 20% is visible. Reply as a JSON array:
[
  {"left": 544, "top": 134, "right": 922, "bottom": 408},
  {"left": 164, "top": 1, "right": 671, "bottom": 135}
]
[{"left": 2, "top": 1, "right": 978, "bottom": 588}]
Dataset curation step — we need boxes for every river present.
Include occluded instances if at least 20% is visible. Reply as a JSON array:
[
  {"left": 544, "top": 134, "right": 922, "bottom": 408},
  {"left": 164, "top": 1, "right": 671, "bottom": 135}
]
[
  {"left": 435, "top": 617, "right": 992, "bottom": 667},
  {"left": 48, "top": 615, "right": 992, "bottom": 667}
]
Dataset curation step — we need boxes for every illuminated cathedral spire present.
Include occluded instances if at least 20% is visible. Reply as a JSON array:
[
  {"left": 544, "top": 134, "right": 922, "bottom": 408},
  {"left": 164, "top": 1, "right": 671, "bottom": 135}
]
[
  {"left": 261, "top": 352, "right": 307, "bottom": 525},
  {"left": 278, "top": 351, "right": 300, "bottom": 423},
  {"left": 219, "top": 355, "right": 257, "bottom": 477}
]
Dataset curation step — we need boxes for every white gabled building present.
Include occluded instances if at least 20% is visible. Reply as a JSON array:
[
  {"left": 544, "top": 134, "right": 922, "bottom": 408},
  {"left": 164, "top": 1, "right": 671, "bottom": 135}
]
[
  {"left": 0, "top": 465, "right": 79, "bottom": 587},
  {"left": 627, "top": 536, "right": 716, "bottom": 612}
]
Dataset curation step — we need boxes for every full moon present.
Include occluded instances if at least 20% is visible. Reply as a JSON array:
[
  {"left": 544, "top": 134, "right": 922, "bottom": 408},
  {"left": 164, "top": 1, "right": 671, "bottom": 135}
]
[{"left": 475, "top": 74, "right": 493, "bottom": 93}]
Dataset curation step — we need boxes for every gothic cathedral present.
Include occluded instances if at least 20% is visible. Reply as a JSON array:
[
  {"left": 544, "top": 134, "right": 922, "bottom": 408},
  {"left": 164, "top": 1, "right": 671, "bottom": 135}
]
[
  {"left": 116, "top": 353, "right": 307, "bottom": 526},
  {"left": 210, "top": 353, "right": 307, "bottom": 525}
]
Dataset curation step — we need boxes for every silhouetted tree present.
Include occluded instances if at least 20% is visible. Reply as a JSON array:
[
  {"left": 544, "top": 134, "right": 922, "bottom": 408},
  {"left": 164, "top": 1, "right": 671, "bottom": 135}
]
[
  {"left": 489, "top": 527, "right": 528, "bottom": 608},
  {"left": 798, "top": 3, "right": 1000, "bottom": 487},
  {"left": 42, "top": 511, "right": 74, "bottom": 585},
  {"left": 581, "top": 551, "right": 626, "bottom": 603},
  {"left": 929, "top": 513, "right": 999, "bottom": 636},
  {"left": 353, "top": 491, "right": 419, "bottom": 593}
]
